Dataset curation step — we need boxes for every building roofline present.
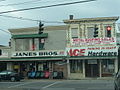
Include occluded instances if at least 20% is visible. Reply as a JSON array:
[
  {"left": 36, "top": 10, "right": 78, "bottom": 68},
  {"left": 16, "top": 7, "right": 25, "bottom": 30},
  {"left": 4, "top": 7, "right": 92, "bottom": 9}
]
[
  {"left": 63, "top": 16, "right": 119, "bottom": 23},
  {"left": 8, "top": 25, "right": 68, "bottom": 33},
  {"left": 0, "top": 45, "right": 10, "bottom": 49}
]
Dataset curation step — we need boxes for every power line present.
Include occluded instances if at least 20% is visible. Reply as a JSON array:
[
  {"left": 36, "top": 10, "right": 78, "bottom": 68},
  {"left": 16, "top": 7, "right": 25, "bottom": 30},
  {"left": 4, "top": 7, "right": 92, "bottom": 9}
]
[
  {"left": 0, "top": 0, "right": 96, "bottom": 14},
  {"left": 0, "top": 29, "right": 11, "bottom": 34},
  {"left": 0, "top": 0, "right": 85, "bottom": 7},
  {"left": 1, "top": 15, "right": 120, "bottom": 24},
  {"left": 1, "top": 14, "right": 120, "bottom": 25},
  {"left": 0, "top": 14, "right": 64, "bottom": 23},
  {"left": 0, "top": 0, "right": 42, "bottom": 7},
  {"left": 0, "top": 15, "right": 39, "bottom": 22}
]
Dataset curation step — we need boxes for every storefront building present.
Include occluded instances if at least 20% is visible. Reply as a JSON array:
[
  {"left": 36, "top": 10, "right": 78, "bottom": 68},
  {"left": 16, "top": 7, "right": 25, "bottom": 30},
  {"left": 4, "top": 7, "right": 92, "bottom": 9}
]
[
  {"left": 0, "top": 45, "right": 10, "bottom": 71},
  {"left": 5, "top": 25, "right": 69, "bottom": 79},
  {"left": 0, "top": 16, "right": 119, "bottom": 79},
  {"left": 64, "top": 16, "right": 119, "bottom": 79}
]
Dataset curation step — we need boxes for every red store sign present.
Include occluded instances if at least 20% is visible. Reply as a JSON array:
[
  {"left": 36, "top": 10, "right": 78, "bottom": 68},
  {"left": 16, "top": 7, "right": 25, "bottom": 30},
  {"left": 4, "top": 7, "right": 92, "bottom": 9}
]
[{"left": 71, "top": 37, "right": 116, "bottom": 46}]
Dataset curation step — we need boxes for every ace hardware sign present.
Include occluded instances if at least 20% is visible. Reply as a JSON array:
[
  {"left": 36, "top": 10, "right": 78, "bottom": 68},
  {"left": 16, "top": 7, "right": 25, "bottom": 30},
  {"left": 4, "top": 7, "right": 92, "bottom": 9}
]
[{"left": 66, "top": 45, "right": 118, "bottom": 57}]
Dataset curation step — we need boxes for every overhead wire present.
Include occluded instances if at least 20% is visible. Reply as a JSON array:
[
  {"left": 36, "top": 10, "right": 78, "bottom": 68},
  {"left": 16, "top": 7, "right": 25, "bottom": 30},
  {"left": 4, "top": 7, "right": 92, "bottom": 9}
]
[
  {"left": 0, "top": 0, "right": 42, "bottom": 7},
  {"left": 0, "top": 0, "right": 96, "bottom": 14},
  {"left": 0, "top": 15, "right": 120, "bottom": 24},
  {"left": 0, "top": 14, "right": 64, "bottom": 23},
  {"left": 0, "top": 29, "right": 11, "bottom": 34},
  {"left": 0, "top": 0, "right": 91, "bottom": 7},
  {"left": 0, "top": 15, "right": 39, "bottom": 22}
]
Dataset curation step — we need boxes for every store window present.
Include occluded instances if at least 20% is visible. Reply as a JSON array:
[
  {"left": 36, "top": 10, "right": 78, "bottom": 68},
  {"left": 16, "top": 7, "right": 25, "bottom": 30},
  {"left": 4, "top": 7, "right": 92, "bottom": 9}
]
[
  {"left": 70, "top": 60, "right": 83, "bottom": 73},
  {"left": 101, "top": 60, "right": 114, "bottom": 77}
]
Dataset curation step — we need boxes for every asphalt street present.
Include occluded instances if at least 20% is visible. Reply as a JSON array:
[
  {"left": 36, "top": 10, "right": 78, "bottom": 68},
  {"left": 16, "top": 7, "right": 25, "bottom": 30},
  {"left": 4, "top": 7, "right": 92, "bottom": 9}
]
[{"left": 0, "top": 79, "right": 114, "bottom": 90}]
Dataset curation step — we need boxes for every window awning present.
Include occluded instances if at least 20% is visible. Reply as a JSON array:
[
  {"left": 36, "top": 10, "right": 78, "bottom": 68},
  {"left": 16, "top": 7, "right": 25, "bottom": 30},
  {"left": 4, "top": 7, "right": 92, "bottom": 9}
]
[{"left": 12, "top": 33, "right": 48, "bottom": 39}]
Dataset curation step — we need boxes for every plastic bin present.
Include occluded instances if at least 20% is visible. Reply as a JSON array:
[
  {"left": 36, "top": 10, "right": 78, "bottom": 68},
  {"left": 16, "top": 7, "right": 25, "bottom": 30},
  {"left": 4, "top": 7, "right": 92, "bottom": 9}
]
[
  {"left": 35, "top": 71, "right": 41, "bottom": 79},
  {"left": 27, "top": 71, "right": 36, "bottom": 79},
  {"left": 40, "top": 71, "right": 45, "bottom": 78},
  {"left": 27, "top": 71, "right": 32, "bottom": 79},
  {"left": 52, "top": 71, "right": 59, "bottom": 79},
  {"left": 52, "top": 71, "right": 63, "bottom": 79},
  {"left": 58, "top": 71, "right": 63, "bottom": 79}
]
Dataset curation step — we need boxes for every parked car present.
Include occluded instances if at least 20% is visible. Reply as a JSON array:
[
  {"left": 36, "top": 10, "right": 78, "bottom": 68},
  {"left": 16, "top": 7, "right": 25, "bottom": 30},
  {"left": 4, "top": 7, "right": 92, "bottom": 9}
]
[
  {"left": 114, "top": 69, "right": 120, "bottom": 90},
  {"left": 0, "top": 70, "right": 24, "bottom": 82}
]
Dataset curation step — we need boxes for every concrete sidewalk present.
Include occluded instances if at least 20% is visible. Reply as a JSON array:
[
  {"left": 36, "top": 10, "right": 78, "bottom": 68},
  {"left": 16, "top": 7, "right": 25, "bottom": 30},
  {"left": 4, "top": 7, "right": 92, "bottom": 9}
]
[{"left": 23, "top": 77, "right": 114, "bottom": 82}]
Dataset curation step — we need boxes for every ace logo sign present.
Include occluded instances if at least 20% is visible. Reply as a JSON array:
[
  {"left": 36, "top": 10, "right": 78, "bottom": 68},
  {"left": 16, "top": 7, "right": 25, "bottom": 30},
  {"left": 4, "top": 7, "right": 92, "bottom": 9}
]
[
  {"left": 66, "top": 46, "right": 118, "bottom": 57},
  {"left": 67, "top": 49, "right": 86, "bottom": 56}
]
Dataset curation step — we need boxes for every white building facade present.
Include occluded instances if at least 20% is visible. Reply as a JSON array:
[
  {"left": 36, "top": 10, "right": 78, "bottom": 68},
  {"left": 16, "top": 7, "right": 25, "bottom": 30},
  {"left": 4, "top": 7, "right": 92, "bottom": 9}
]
[{"left": 64, "top": 16, "right": 119, "bottom": 79}]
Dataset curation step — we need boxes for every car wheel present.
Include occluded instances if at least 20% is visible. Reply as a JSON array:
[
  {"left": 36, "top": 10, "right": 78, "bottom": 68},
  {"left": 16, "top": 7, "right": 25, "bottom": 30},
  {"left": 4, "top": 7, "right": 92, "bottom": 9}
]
[{"left": 10, "top": 77, "right": 16, "bottom": 82}]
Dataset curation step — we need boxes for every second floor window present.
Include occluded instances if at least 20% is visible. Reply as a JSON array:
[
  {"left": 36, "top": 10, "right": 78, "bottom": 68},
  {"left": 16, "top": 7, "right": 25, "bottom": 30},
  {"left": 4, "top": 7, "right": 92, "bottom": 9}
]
[
  {"left": 87, "top": 27, "right": 94, "bottom": 38},
  {"left": 105, "top": 26, "right": 112, "bottom": 37},
  {"left": 15, "top": 39, "right": 30, "bottom": 51},
  {"left": 15, "top": 38, "right": 45, "bottom": 51},
  {"left": 39, "top": 38, "right": 45, "bottom": 50},
  {"left": 71, "top": 28, "right": 78, "bottom": 38}
]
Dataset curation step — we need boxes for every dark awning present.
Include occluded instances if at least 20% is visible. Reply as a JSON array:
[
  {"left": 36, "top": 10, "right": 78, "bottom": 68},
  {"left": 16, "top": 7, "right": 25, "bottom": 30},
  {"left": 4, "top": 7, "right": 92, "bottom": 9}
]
[{"left": 12, "top": 33, "right": 48, "bottom": 39}]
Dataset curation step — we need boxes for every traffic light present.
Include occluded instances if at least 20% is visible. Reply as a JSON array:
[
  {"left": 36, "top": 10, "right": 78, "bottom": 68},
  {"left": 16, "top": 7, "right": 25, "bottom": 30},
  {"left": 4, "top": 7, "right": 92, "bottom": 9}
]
[
  {"left": 39, "top": 21, "right": 44, "bottom": 34},
  {"left": 94, "top": 25, "right": 99, "bottom": 37},
  {"left": 106, "top": 26, "right": 111, "bottom": 37}
]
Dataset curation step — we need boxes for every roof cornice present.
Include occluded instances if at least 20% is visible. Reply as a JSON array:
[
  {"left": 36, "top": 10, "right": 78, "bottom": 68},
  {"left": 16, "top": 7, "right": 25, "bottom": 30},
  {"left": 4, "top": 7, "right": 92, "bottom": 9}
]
[{"left": 63, "top": 16, "right": 119, "bottom": 23}]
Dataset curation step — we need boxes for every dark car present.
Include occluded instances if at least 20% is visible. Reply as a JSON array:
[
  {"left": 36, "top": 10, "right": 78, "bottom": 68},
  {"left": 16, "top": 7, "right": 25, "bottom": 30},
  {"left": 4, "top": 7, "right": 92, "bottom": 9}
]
[
  {"left": 114, "top": 70, "right": 120, "bottom": 90},
  {"left": 0, "top": 70, "right": 23, "bottom": 82}
]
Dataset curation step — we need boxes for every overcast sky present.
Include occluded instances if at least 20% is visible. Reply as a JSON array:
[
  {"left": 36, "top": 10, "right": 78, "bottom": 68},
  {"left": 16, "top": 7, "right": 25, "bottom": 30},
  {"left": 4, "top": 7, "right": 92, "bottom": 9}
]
[{"left": 0, "top": 0, "right": 120, "bottom": 46}]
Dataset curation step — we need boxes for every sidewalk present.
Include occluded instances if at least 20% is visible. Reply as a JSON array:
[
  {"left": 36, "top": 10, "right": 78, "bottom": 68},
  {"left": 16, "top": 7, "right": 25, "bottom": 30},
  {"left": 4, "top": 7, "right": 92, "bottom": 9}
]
[{"left": 23, "top": 77, "right": 114, "bottom": 82}]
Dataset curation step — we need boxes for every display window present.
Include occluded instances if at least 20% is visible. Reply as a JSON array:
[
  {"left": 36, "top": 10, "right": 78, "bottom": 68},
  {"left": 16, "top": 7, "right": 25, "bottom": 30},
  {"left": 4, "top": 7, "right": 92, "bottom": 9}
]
[
  {"left": 101, "top": 60, "right": 115, "bottom": 77},
  {"left": 70, "top": 60, "right": 83, "bottom": 73}
]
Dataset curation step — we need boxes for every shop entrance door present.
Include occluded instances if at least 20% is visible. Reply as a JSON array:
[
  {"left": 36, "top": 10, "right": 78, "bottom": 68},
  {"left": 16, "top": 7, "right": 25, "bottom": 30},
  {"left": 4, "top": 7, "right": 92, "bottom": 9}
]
[{"left": 85, "top": 60, "right": 99, "bottom": 77}]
